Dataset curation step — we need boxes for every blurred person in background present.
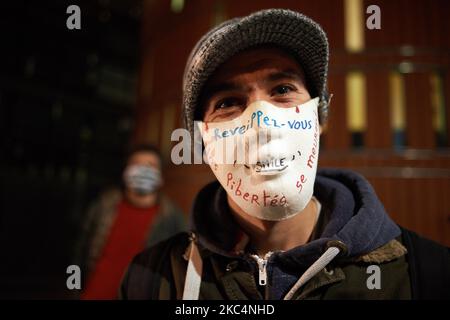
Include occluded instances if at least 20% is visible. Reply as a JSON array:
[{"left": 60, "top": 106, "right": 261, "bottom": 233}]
[{"left": 76, "top": 144, "right": 186, "bottom": 299}]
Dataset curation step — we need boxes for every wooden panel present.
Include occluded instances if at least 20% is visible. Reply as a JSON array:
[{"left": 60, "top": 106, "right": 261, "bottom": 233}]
[
  {"left": 376, "top": 177, "right": 450, "bottom": 246},
  {"left": 403, "top": 73, "right": 435, "bottom": 149},
  {"left": 365, "top": 71, "right": 391, "bottom": 148},
  {"left": 444, "top": 71, "right": 450, "bottom": 147},
  {"left": 365, "top": 0, "right": 450, "bottom": 48},
  {"left": 441, "top": 178, "right": 450, "bottom": 246},
  {"left": 322, "top": 73, "right": 350, "bottom": 149}
]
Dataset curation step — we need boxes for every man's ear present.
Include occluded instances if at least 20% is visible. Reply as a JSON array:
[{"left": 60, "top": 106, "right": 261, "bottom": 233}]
[{"left": 319, "top": 123, "right": 327, "bottom": 135}]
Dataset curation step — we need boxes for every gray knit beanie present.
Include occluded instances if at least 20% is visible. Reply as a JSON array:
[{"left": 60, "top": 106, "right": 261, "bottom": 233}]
[{"left": 182, "top": 8, "right": 330, "bottom": 136}]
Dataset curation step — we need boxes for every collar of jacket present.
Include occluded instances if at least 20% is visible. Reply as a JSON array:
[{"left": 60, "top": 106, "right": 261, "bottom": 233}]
[{"left": 350, "top": 238, "right": 407, "bottom": 263}]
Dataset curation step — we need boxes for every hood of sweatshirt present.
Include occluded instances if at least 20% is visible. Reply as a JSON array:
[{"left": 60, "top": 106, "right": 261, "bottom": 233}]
[{"left": 188, "top": 168, "right": 401, "bottom": 298}]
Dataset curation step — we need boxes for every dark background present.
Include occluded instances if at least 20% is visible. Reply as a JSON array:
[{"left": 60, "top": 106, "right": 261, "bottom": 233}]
[{"left": 0, "top": 0, "right": 141, "bottom": 298}]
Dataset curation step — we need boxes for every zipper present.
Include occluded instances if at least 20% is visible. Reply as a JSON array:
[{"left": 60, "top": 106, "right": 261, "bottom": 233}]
[{"left": 250, "top": 251, "right": 274, "bottom": 286}]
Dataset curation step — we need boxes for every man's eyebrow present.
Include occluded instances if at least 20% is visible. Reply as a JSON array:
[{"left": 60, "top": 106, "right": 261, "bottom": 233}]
[
  {"left": 203, "top": 69, "right": 305, "bottom": 98},
  {"left": 204, "top": 82, "right": 247, "bottom": 98},
  {"left": 266, "top": 69, "right": 305, "bottom": 83}
]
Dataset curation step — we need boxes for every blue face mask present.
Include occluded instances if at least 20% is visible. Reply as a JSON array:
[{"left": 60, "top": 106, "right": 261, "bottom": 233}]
[{"left": 123, "top": 165, "right": 162, "bottom": 195}]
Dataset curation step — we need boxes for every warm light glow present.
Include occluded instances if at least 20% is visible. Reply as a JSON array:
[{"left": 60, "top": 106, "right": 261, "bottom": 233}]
[
  {"left": 346, "top": 71, "right": 367, "bottom": 131},
  {"left": 344, "top": 0, "right": 365, "bottom": 52},
  {"left": 430, "top": 72, "right": 446, "bottom": 133},
  {"left": 171, "top": 0, "right": 184, "bottom": 13},
  {"left": 389, "top": 72, "right": 406, "bottom": 131}
]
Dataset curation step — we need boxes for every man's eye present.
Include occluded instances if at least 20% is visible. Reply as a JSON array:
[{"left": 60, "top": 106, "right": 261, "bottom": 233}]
[
  {"left": 272, "top": 85, "right": 296, "bottom": 96},
  {"left": 215, "top": 98, "right": 241, "bottom": 110}
]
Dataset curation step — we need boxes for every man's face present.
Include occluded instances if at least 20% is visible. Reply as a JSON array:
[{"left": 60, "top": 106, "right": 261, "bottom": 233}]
[
  {"left": 201, "top": 47, "right": 312, "bottom": 122},
  {"left": 197, "top": 47, "right": 321, "bottom": 221}
]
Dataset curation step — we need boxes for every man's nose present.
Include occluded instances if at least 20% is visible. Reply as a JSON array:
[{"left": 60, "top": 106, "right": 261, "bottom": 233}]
[{"left": 246, "top": 89, "right": 269, "bottom": 106}]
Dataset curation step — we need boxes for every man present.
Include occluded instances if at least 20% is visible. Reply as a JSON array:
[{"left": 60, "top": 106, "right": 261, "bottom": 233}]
[
  {"left": 120, "top": 9, "right": 450, "bottom": 300},
  {"left": 77, "top": 145, "right": 186, "bottom": 299}
]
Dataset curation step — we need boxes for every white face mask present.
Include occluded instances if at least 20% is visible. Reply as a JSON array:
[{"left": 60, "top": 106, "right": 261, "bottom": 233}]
[
  {"left": 197, "top": 97, "right": 320, "bottom": 221},
  {"left": 123, "top": 165, "right": 162, "bottom": 195}
]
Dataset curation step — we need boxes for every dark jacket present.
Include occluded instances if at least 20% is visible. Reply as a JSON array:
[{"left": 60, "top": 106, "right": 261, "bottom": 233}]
[{"left": 120, "top": 169, "right": 450, "bottom": 300}]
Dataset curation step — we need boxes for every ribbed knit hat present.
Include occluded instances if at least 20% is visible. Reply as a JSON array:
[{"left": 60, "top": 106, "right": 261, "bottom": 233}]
[{"left": 182, "top": 8, "right": 330, "bottom": 135}]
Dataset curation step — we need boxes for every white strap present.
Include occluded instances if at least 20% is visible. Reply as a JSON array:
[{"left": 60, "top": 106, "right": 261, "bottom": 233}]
[
  {"left": 283, "top": 246, "right": 340, "bottom": 300},
  {"left": 182, "top": 239, "right": 203, "bottom": 300}
]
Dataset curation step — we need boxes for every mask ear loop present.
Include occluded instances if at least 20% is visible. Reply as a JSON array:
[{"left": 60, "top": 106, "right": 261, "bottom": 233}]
[{"left": 328, "top": 93, "right": 334, "bottom": 105}]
